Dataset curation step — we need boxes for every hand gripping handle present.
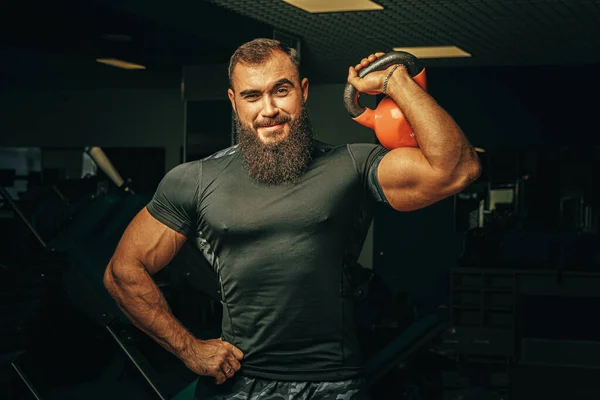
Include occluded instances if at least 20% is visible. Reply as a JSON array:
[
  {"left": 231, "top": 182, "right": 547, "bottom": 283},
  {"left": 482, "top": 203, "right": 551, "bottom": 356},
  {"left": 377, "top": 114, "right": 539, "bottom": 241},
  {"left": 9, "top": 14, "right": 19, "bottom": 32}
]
[{"left": 343, "top": 51, "right": 423, "bottom": 118}]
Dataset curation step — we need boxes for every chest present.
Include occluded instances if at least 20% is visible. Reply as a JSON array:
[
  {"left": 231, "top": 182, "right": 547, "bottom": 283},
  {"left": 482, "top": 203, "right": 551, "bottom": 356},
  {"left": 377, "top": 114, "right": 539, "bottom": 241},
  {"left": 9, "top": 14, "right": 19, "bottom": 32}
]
[{"left": 198, "top": 158, "right": 361, "bottom": 239}]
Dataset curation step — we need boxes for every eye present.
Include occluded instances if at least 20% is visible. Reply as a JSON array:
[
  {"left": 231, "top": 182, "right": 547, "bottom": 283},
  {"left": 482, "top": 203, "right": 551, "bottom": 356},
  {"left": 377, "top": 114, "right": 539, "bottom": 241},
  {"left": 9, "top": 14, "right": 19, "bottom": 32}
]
[{"left": 276, "top": 87, "right": 289, "bottom": 96}]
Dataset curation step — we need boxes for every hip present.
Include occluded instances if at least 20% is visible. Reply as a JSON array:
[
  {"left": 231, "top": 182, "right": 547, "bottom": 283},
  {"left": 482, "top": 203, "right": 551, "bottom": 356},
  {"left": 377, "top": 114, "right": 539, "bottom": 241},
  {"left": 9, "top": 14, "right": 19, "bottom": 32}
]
[{"left": 194, "top": 374, "right": 369, "bottom": 400}]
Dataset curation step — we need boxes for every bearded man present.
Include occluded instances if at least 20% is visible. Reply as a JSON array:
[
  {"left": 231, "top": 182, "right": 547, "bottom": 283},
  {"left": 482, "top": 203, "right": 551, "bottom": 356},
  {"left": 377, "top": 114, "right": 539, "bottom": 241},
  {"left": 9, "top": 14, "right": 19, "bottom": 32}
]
[{"left": 103, "top": 38, "right": 480, "bottom": 399}]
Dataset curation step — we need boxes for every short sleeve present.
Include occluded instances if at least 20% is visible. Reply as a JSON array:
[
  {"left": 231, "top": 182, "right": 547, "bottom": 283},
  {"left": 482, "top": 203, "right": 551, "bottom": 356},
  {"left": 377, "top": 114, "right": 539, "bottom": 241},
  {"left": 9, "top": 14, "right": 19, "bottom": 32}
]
[
  {"left": 347, "top": 143, "right": 390, "bottom": 204},
  {"left": 146, "top": 161, "right": 200, "bottom": 236}
]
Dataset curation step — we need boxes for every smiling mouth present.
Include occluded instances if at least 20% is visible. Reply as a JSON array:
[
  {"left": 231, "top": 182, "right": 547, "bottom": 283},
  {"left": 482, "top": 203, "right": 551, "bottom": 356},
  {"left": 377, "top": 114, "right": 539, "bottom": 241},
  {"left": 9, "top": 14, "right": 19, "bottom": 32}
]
[{"left": 258, "top": 123, "right": 284, "bottom": 132}]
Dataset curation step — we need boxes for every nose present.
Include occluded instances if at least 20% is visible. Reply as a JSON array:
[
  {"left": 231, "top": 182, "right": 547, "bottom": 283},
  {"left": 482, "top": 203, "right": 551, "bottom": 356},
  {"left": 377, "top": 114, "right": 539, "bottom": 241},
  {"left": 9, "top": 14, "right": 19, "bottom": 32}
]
[{"left": 260, "top": 95, "right": 279, "bottom": 118}]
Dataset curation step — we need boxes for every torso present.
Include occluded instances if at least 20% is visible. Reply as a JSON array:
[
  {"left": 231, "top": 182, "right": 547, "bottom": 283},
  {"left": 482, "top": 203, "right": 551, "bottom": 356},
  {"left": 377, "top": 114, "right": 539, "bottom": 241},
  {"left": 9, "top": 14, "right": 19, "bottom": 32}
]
[{"left": 191, "top": 141, "right": 376, "bottom": 381}]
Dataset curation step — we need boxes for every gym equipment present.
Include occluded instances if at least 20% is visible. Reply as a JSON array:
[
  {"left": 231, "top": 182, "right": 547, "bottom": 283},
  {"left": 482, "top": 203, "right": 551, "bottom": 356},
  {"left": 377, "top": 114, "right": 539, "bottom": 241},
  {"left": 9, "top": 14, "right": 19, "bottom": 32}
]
[
  {"left": 364, "top": 314, "right": 444, "bottom": 387},
  {"left": 2, "top": 147, "right": 222, "bottom": 399},
  {"left": 0, "top": 184, "right": 48, "bottom": 249},
  {"left": 49, "top": 150, "right": 220, "bottom": 399},
  {"left": 3, "top": 351, "right": 44, "bottom": 400},
  {"left": 85, "top": 146, "right": 134, "bottom": 193},
  {"left": 343, "top": 51, "right": 427, "bottom": 150}
]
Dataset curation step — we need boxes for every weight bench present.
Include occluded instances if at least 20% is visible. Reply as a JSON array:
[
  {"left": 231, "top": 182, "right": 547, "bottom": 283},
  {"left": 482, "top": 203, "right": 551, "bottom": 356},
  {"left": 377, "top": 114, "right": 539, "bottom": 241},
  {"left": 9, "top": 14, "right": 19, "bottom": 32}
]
[{"left": 364, "top": 313, "right": 445, "bottom": 388}]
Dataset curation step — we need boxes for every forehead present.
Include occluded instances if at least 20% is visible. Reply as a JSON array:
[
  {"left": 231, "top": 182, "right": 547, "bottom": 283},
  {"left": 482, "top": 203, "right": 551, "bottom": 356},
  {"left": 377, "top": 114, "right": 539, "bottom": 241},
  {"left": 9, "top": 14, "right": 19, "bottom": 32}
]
[{"left": 231, "top": 51, "right": 297, "bottom": 92}]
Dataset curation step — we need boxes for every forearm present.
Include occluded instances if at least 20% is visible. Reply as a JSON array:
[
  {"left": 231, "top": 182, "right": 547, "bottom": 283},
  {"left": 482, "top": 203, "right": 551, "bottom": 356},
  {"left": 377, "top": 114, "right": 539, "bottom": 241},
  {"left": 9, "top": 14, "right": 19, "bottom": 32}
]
[
  {"left": 103, "top": 258, "right": 195, "bottom": 358},
  {"left": 386, "top": 70, "right": 478, "bottom": 175}
]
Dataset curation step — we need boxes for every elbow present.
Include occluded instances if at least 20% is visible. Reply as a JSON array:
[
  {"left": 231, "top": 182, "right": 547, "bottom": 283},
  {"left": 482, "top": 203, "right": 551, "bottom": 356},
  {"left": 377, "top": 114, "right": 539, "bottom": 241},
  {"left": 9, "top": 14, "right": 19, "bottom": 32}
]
[
  {"left": 448, "top": 156, "right": 482, "bottom": 194},
  {"left": 464, "top": 156, "right": 482, "bottom": 185},
  {"left": 103, "top": 257, "right": 148, "bottom": 296},
  {"left": 103, "top": 258, "right": 122, "bottom": 296},
  {"left": 103, "top": 260, "right": 116, "bottom": 292}
]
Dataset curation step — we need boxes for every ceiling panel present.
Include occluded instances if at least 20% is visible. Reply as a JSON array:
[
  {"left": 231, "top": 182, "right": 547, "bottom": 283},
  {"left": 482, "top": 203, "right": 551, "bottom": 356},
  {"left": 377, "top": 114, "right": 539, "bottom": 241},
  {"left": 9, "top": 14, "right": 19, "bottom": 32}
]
[{"left": 206, "top": 0, "right": 600, "bottom": 82}]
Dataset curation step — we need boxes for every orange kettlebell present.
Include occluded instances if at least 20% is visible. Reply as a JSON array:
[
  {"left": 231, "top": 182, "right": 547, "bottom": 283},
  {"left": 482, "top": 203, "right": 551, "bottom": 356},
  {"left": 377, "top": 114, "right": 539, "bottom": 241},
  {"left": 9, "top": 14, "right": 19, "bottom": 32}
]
[{"left": 343, "top": 51, "right": 427, "bottom": 150}]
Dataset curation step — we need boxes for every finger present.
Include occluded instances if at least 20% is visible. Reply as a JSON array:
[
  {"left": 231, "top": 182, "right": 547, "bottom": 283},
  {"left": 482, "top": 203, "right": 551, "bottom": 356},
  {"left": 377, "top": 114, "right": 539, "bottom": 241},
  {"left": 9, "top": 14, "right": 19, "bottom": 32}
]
[
  {"left": 215, "top": 371, "right": 227, "bottom": 385},
  {"left": 348, "top": 66, "right": 358, "bottom": 79},
  {"left": 221, "top": 361, "right": 235, "bottom": 378},
  {"left": 227, "top": 355, "right": 242, "bottom": 372},
  {"left": 375, "top": 52, "right": 385, "bottom": 57},
  {"left": 347, "top": 67, "right": 362, "bottom": 89},
  {"left": 360, "top": 58, "right": 369, "bottom": 67},
  {"left": 225, "top": 342, "right": 245, "bottom": 360},
  {"left": 368, "top": 54, "right": 377, "bottom": 61}
]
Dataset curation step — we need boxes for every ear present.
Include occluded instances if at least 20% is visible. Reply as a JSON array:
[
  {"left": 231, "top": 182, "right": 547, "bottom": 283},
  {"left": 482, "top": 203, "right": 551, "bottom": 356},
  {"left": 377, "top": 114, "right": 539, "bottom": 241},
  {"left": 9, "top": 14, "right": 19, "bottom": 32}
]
[
  {"left": 227, "top": 88, "right": 236, "bottom": 113},
  {"left": 301, "top": 77, "right": 309, "bottom": 103}
]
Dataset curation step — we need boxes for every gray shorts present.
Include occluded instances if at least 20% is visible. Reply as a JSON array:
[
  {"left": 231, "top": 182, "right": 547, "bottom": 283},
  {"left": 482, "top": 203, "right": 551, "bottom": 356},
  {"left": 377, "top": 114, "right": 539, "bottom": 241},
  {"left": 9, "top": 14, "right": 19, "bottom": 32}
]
[{"left": 194, "top": 374, "right": 369, "bottom": 400}]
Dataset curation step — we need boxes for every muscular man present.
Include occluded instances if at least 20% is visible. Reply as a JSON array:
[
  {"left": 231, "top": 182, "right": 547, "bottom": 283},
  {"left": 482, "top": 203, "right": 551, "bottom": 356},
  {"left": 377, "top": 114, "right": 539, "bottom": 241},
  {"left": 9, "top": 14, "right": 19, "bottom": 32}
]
[{"left": 103, "top": 38, "right": 480, "bottom": 399}]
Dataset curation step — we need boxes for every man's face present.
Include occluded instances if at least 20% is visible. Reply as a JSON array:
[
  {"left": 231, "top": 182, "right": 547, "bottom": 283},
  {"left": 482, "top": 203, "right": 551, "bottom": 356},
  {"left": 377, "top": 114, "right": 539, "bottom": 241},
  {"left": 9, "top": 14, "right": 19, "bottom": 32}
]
[
  {"left": 227, "top": 51, "right": 314, "bottom": 185},
  {"left": 228, "top": 51, "right": 309, "bottom": 146}
]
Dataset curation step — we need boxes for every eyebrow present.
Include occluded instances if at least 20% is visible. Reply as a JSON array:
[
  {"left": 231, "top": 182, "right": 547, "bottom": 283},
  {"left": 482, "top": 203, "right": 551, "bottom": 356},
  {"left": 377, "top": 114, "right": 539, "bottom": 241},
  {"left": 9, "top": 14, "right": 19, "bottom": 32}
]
[{"left": 239, "top": 78, "right": 296, "bottom": 97}]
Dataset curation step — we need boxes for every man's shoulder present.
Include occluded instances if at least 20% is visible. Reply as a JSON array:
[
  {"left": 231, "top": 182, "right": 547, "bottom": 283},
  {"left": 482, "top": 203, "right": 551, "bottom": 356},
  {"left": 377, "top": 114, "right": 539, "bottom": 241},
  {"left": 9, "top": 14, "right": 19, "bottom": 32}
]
[
  {"left": 164, "top": 159, "right": 200, "bottom": 180},
  {"left": 313, "top": 140, "right": 348, "bottom": 157},
  {"left": 198, "top": 145, "right": 241, "bottom": 180},
  {"left": 202, "top": 145, "right": 240, "bottom": 162},
  {"left": 314, "top": 140, "right": 382, "bottom": 158}
]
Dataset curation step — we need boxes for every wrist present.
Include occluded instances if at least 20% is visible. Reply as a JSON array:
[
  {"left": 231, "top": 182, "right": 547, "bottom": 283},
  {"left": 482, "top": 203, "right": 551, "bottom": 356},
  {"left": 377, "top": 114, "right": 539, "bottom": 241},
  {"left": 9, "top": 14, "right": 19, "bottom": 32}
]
[
  {"left": 381, "top": 64, "right": 402, "bottom": 95},
  {"left": 385, "top": 67, "right": 416, "bottom": 104},
  {"left": 173, "top": 332, "right": 199, "bottom": 359}
]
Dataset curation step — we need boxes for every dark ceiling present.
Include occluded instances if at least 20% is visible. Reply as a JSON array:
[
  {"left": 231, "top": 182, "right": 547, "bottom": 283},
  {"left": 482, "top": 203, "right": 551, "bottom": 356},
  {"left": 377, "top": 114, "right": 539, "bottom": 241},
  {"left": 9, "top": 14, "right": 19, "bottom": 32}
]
[
  {"left": 0, "top": 0, "right": 271, "bottom": 88},
  {"left": 212, "top": 0, "right": 600, "bottom": 79},
  {"left": 2, "top": 0, "right": 600, "bottom": 88}
]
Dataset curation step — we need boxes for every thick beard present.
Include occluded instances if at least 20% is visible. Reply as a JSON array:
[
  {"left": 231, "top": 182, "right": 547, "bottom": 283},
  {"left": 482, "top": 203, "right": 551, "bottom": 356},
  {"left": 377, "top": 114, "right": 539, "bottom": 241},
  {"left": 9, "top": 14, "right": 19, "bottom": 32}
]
[{"left": 236, "top": 104, "right": 314, "bottom": 186}]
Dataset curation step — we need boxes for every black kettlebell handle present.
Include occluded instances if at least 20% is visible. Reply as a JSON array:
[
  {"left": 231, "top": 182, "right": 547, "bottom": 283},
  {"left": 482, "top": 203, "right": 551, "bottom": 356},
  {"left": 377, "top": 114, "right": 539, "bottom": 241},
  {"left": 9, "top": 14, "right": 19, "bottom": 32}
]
[{"left": 343, "top": 51, "right": 423, "bottom": 118}]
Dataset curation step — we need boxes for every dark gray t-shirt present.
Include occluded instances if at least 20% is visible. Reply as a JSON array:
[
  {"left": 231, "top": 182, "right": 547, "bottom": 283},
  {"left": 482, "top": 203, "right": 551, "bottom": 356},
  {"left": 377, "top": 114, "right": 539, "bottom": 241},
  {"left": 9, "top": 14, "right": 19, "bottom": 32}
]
[{"left": 146, "top": 140, "right": 389, "bottom": 381}]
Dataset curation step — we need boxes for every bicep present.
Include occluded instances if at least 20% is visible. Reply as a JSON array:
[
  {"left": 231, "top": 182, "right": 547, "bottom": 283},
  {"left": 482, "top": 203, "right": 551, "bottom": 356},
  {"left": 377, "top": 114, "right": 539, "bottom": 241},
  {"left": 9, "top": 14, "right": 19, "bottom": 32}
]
[
  {"left": 377, "top": 148, "right": 456, "bottom": 211},
  {"left": 110, "top": 207, "right": 188, "bottom": 275}
]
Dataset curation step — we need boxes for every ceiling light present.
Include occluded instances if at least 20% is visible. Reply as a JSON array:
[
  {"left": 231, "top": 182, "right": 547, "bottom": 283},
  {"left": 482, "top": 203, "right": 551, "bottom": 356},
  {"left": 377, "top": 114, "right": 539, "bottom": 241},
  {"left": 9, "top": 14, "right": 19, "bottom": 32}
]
[
  {"left": 392, "top": 46, "right": 471, "bottom": 59},
  {"left": 282, "top": 0, "right": 383, "bottom": 13},
  {"left": 96, "top": 58, "right": 146, "bottom": 70}
]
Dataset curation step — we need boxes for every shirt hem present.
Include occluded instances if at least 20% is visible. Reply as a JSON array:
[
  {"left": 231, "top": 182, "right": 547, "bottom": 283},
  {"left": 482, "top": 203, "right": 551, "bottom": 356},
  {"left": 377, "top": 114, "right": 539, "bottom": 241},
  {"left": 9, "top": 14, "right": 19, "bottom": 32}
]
[
  {"left": 145, "top": 203, "right": 190, "bottom": 236},
  {"left": 239, "top": 365, "right": 363, "bottom": 382}
]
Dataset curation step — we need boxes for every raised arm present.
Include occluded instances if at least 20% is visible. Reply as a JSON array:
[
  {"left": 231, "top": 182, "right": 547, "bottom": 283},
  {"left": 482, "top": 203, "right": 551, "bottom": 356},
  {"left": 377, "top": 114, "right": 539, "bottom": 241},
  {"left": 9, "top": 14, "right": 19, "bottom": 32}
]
[
  {"left": 348, "top": 54, "right": 481, "bottom": 211},
  {"left": 103, "top": 208, "right": 243, "bottom": 384}
]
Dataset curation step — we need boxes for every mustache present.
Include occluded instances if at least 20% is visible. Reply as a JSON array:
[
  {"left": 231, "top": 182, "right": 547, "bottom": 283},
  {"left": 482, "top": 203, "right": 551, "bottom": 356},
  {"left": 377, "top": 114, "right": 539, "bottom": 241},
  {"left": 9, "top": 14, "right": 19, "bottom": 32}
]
[
  {"left": 237, "top": 104, "right": 314, "bottom": 186},
  {"left": 254, "top": 115, "right": 291, "bottom": 129}
]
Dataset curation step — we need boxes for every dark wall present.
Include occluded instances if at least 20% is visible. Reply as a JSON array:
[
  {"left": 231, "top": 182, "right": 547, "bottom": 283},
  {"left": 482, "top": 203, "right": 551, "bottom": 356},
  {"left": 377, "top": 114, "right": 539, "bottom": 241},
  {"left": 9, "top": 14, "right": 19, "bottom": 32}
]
[
  {"left": 373, "top": 63, "right": 600, "bottom": 318},
  {"left": 425, "top": 64, "right": 600, "bottom": 151},
  {"left": 0, "top": 88, "right": 184, "bottom": 173}
]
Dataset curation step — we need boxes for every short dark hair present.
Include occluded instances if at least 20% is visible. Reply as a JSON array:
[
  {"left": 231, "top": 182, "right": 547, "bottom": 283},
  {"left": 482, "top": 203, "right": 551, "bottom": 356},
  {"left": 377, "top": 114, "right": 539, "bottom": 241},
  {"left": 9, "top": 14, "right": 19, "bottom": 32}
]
[{"left": 228, "top": 38, "right": 301, "bottom": 89}]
